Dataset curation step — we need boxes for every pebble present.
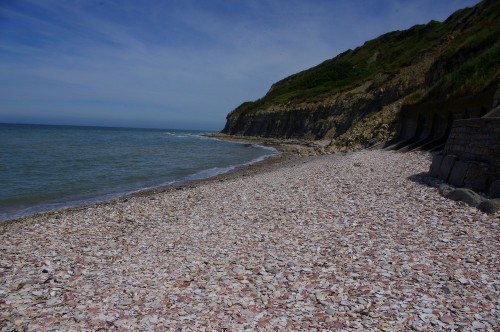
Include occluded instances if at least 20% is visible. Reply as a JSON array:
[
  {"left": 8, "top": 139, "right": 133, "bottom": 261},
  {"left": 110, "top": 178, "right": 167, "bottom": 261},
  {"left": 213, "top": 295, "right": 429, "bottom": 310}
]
[
  {"left": 440, "top": 315, "right": 454, "bottom": 325},
  {"left": 0, "top": 150, "right": 497, "bottom": 331},
  {"left": 472, "top": 321, "right": 486, "bottom": 329}
]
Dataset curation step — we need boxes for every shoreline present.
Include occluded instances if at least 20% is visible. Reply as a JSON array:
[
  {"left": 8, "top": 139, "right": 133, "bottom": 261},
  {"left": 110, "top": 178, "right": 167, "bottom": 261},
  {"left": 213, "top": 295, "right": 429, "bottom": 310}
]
[
  {"left": 0, "top": 135, "right": 304, "bottom": 227},
  {"left": 0, "top": 149, "right": 497, "bottom": 330},
  {"left": 2, "top": 149, "right": 497, "bottom": 330}
]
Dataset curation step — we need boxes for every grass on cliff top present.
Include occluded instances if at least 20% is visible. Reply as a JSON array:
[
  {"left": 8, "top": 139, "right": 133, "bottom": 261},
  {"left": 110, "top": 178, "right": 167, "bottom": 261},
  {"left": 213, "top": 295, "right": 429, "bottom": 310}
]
[
  {"left": 230, "top": 20, "right": 448, "bottom": 116},
  {"left": 425, "top": 41, "right": 500, "bottom": 101},
  {"left": 418, "top": 0, "right": 500, "bottom": 102},
  {"left": 230, "top": 0, "right": 499, "bottom": 117}
]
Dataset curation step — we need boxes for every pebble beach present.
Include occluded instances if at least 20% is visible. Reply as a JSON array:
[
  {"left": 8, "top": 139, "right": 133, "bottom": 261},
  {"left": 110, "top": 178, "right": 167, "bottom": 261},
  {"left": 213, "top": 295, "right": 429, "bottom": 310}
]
[{"left": 0, "top": 150, "right": 498, "bottom": 331}]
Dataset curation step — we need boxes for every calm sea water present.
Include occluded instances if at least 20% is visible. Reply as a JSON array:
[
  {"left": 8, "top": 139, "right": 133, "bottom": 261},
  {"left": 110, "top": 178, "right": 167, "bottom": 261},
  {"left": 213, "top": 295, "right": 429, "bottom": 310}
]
[{"left": 0, "top": 123, "right": 277, "bottom": 221}]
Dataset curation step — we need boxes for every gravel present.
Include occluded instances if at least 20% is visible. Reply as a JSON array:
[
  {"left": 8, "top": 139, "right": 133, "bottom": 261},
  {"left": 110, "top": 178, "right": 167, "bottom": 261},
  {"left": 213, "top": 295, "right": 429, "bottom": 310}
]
[{"left": 1, "top": 150, "right": 498, "bottom": 331}]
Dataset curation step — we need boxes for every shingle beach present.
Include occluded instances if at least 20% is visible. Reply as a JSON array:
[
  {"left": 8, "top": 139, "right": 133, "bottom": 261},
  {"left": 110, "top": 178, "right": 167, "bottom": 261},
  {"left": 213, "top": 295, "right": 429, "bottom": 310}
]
[{"left": 1, "top": 150, "right": 498, "bottom": 331}]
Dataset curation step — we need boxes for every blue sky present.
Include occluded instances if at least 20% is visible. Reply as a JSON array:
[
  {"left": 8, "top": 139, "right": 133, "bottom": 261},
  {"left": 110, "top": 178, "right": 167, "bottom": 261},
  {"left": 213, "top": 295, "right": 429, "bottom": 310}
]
[{"left": 0, "top": 0, "right": 480, "bottom": 130}]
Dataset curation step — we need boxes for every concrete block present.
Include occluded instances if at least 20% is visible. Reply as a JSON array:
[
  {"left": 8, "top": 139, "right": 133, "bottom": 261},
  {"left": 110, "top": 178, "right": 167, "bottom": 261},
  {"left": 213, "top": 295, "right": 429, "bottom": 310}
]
[
  {"left": 448, "top": 160, "right": 469, "bottom": 187},
  {"left": 463, "top": 162, "right": 489, "bottom": 194},
  {"left": 489, "top": 180, "right": 500, "bottom": 198},
  {"left": 438, "top": 155, "right": 456, "bottom": 182},
  {"left": 429, "top": 154, "right": 444, "bottom": 177}
]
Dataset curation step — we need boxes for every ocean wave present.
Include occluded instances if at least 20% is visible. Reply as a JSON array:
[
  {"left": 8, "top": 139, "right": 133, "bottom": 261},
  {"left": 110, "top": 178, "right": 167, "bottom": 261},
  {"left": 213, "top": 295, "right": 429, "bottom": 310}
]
[
  {"left": 163, "top": 132, "right": 214, "bottom": 140},
  {"left": 163, "top": 132, "right": 189, "bottom": 138},
  {"left": 180, "top": 147, "right": 278, "bottom": 183}
]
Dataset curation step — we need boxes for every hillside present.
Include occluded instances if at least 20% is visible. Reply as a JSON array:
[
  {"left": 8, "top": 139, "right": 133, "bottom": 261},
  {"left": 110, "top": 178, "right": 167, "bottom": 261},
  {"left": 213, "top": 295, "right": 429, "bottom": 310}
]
[{"left": 221, "top": 0, "right": 500, "bottom": 152}]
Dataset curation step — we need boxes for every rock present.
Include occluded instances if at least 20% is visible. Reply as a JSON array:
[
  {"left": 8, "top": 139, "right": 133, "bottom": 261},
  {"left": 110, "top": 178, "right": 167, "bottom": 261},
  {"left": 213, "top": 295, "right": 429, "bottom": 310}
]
[
  {"left": 234, "top": 266, "right": 246, "bottom": 275},
  {"left": 46, "top": 297, "right": 62, "bottom": 306},
  {"left": 240, "top": 309, "right": 254, "bottom": 319},
  {"left": 441, "top": 286, "right": 451, "bottom": 294},
  {"left": 315, "top": 291, "right": 328, "bottom": 305},
  {"left": 440, "top": 315, "right": 455, "bottom": 325},
  {"left": 477, "top": 199, "right": 500, "bottom": 214},
  {"left": 445, "top": 188, "right": 486, "bottom": 207},
  {"left": 472, "top": 321, "right": 486, "bottom": 329},
  {"left": 438, "top": 184, "right": 454, "bottom": 197},
  {"left": 117, "top": 297, "right": 133, "bottom": 309},
  {"left": 263, "top": 263, "right": 278, "bottom": 274}
]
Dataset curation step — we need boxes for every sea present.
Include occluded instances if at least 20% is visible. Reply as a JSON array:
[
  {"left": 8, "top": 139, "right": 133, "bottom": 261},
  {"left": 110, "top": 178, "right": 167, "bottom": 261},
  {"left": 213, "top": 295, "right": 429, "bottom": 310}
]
[{"left": 0, "top": 123, "right": 277, "bottom": 221}]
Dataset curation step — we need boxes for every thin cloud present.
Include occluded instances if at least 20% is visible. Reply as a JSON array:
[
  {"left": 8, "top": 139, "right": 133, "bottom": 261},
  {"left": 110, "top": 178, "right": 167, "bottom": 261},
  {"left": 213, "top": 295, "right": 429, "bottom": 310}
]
[{"left": 0, "top": 0, "right": 480, "bottom": 130}]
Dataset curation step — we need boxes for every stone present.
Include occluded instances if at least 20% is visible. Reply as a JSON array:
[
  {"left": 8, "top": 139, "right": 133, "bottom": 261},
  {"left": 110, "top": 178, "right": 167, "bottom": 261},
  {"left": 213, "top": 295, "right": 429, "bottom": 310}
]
[
  {"left": 441, "top": 286, "right": 451, "bottom": 294},
  {"left": 438, "top": 184, "right": 454, "bottom": 197},
  {"left": 472, "top": 321, "right": 486, "bottom": 329},
  {"left": 445, "top": 188, "right": 486, "bottom": 207},
  {"left": 263, "top": 264, "right": 278, "bottom": 274},
  {"left": 440, "top": 315, "right": 455, "bottom": 325},
  {"left": 46, "top": 297, "right": 62, "bottom": 306},
  {"left": 477, "top": 199, "right": 500, "bottom": 215},
  {"left": 315, "top": 291, "right": 328, "bottom": 305}
]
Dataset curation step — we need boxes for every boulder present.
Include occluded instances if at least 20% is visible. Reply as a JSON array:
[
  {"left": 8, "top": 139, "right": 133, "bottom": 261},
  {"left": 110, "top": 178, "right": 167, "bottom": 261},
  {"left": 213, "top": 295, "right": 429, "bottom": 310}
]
[
  {"left": 438, "top": 184, "right": 454, "bottom": 197},
  {"left": 477, "top": 199, "right": 500, "bottom": 215},
  {"left": 445, "top": 188, "right": 486, "bottom": 207}
]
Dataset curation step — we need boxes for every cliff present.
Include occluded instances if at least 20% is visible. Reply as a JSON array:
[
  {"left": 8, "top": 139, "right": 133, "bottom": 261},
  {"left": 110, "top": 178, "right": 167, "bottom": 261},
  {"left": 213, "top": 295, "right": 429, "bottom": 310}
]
[{"left": 221, "top": 0, "right": 500, "bottom": 152}]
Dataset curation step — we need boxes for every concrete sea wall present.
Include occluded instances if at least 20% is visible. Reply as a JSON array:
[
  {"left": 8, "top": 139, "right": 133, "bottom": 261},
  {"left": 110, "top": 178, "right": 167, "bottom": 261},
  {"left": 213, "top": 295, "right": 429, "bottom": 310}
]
[{"left": 429, "top": 118, "right": 500, "bottom": 197}]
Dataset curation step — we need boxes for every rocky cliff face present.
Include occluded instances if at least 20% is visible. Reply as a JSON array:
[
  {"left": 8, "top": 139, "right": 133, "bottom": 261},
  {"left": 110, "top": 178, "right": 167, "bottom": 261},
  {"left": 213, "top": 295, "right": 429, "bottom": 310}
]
[
  {"left": 221, "top": 0, "right": 500, "bottom": 152},
  {"left": 222, "top": 53, "right": 438, "bottom": 151}
]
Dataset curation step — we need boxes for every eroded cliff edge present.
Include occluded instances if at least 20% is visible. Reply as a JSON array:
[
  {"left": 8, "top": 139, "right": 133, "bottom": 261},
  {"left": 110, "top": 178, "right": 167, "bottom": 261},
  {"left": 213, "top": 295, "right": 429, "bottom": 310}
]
[{"left": 221, "top": 0, "right": 499, "bottom": 153}]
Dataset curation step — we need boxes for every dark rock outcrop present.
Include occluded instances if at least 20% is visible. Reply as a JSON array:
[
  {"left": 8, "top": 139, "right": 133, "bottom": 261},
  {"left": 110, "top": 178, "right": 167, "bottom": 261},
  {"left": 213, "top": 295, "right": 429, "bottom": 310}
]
[
  {"left": 222, "top": 84, "right": 401, "bottom": 140},
  {"left": 445, "top": 188, "right": 486, "bottom": 207},
  {"left": 477, "top": 199, "right": 500, "bottom": 214}
]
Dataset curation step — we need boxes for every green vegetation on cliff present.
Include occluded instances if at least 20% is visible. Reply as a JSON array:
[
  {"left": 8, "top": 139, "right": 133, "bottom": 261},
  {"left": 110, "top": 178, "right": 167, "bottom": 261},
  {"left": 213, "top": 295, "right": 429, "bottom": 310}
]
[{"left": 229, "top": 0, "right": 499, "bottom": 118}]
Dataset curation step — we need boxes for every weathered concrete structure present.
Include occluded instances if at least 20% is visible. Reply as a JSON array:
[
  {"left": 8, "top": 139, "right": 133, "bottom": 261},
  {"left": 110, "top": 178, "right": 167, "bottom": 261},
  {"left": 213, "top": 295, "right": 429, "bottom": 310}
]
[
  {"left": 384, "top": 84, "right": 497, "bottom": 152},
  {"left": 385, "top": 83, "right": 500, "bottom": 197},
  {"left": 429, "top": 118, "right": 500, "bottom": 197}
]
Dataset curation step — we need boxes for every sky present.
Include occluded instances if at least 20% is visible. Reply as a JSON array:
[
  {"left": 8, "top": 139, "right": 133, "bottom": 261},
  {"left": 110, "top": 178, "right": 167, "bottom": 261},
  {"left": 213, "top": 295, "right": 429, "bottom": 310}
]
[{"left": 0, "top": 0, "right": 480, "bottom": 131}]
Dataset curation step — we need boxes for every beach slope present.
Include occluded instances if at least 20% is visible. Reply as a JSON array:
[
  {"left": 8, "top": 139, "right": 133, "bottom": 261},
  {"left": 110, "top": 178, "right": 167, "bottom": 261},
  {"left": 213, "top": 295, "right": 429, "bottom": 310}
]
[{"left": 1, "top": 150, "right": 497, "bottom": 330}]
